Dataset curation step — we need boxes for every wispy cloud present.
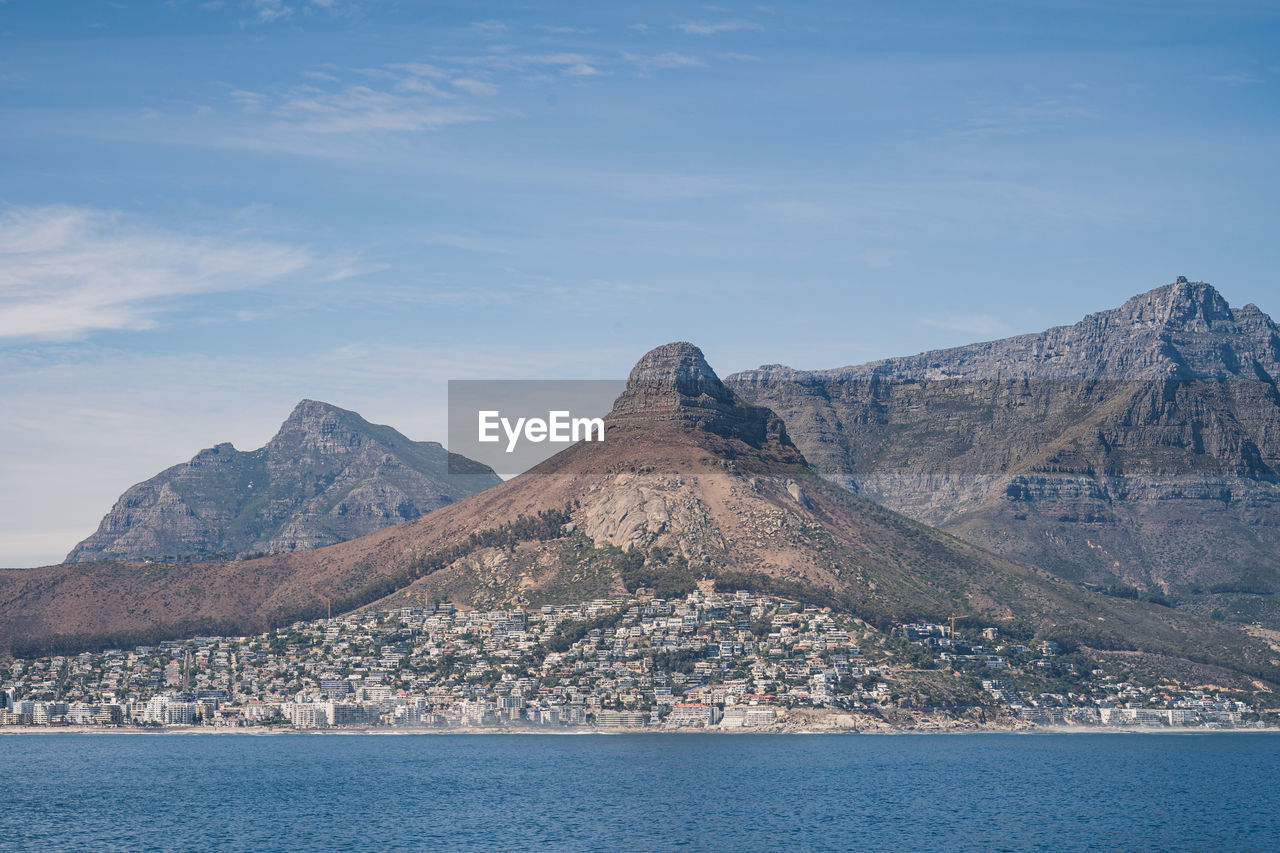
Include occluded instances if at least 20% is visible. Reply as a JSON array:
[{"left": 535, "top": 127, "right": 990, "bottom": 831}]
[
  {"left": 856, "top": 248, "right": 906, "bottom": 270},
  {"left": 457, "top": 52, "right": 601, "bottom": 73},
  {"left": 0, "top": 206, "right": 312, "bottom": 340},
  {"left": 625, "top": 52, "right": 704, "bottom": 74},
  {"left": 471, "top": 19, "right": 508, "bottom": 37},
  {"left": 229, "top": 89, "right": 267, "bottom": 110},
  {"left": 240, "top": 0, "right": 348, "bottom": 22},
  {"left": 391, "top": 62, "right": 449, "bottom": 80},
  {"left": 395, "top": 75, "right": 454, "bottom": 97},
  {"left": 268, "top": 79, "right": 493, "bottom": 133},
  {"left": 300, "top": 68, "right": 340, "bottom": 83},
  {"left": 451, "top": 77, "right": 499, "bottom": 96},
  {"left": 222, "top": 59, "right": 520, "bottom": 138},
  {"left": 533, "top": 24, "right": 594, "bottom": 35},
  {"left": 1206, "top": 72, "right": 1260, "bottom": 85},
  {"left": 204, "top": 33, "right": 716, "bottom": 149},
  {"left": 675, "top": 20, "right": 763, "bottom": 36},
  {"left": 961, "top": 98, "right": 1096, "bottom": 137},
  {"left": 918, "top": 313, "right": 1013, "bottom": 339},
  {"left": 247, "top": 0, "right": 291, "bottom": 22}
]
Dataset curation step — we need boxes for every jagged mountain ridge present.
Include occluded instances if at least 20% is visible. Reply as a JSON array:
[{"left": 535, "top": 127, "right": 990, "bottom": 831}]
[
  {"left": 726, "top": 280, "right": 1280, "bottom": 623},
  {"left": 6, "top": 342, "right": 1279, "bottom": 691},
  {"left": 65, "top": 400, "right": 502, "bottom": 562}
]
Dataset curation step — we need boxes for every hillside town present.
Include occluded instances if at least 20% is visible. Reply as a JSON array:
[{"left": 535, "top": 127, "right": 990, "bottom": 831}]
[{"left": 1, "top": 590, "right": 1270, "bottom": 732}]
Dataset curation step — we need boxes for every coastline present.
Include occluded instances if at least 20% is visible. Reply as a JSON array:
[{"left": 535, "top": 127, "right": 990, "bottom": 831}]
[{"left": 5, "top": 723, "right": 1276, "bottom": 736}]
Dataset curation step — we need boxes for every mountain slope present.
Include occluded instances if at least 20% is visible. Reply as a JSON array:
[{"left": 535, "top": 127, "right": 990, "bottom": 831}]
[
  {"left": 65, "top": 400, "right": 501, "bottom": 562},
  {"left": 5, "top": 342, "right": 1279, "bottom": 690},
  {"left": 727, "top": 280, "right": 1280, "bottom": 623}
]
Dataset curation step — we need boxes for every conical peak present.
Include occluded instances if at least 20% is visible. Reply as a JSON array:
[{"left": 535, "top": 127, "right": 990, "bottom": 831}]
[
  {"left": 286, "top": 399, "right": 345, "bottom": 422},
  {"left": 608, "top": 342, "right": 804, "bottom": 461},
  {"left": 271, "top": 399, "right": 367, "bottom": 450},
  {"left": 630, "top": 340, "right": 713, "bottom": 374},
  {"left": 624, "top": 342, "right": 733, "bottom": 404}
]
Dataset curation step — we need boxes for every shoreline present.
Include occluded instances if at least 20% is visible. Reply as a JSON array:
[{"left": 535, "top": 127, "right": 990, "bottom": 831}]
[{"left": 4, "top": 724, "right": 1276, "bottom": 736}]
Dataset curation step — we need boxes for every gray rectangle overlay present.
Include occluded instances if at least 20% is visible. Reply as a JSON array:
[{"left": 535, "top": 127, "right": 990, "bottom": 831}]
[{"left": 449, "top": 380, "right": 626, "bottom": 477}]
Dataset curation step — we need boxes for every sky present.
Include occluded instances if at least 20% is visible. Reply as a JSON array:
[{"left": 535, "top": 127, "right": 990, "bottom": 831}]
[{"left": 1, "top": 0, "right": 1278, "bottom": 566}]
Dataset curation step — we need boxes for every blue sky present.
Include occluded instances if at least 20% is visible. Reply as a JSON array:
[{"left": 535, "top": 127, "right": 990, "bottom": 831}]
[{"left": 1, "top": 0, "right": 1278, "bottom": 566}]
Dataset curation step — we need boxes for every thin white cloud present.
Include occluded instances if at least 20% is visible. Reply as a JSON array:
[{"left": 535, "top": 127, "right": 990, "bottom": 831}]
[
  {"left": 230, "top": 89, "right": 267, "bottom": 110},
  {"left": 452, "top": 52, "right": 599, "bottom": 73},
  {"left": 532, "top": 25, "right": 593, "bottom": 35},
  {"left": 240, "top": 0, "right": 354, "bottom": 24},
  {"left": 226, "top": 63, "right": 506, "bottom": 138},
  {"left": 626, "top": 52, "right": 704, "bottom": 74},
  {"left": 197, "top": 42, "right": 700, "bottom": 158},
  {"left": 855, "top": 248, "right": 906, "bottom": 270},
  {"left": 524, "top": 52, "right": 594, "bottom": 67},
  {"left": 471, "top": 19, "right": 508, "bottom": 37},
  {"left": 675, "top": 20, "right": 763, "bottom": 35},
  {"left": 1206, "top": 72, "right": 1260, "bottom": 85},
  {"left": 209, "top": 38, "right": 707, "bottom": 149},
  {"left": 0, "top": 206, "right": 312, "bottom": 341},
  {"left": 300, "top": 69, "right": 340, "bottom": 82},
  {"left": 961, "top": 99, "right": 1096, "bottom": 137},
  {"left": 451, "top": 77, "right": 499, "bottom": 96},
  {"left": 393, "top": 62, "right": 449, "bottom": 79},
  {"left": 396, "top": 76, "right": 454, "bottom": 97},
  {"left": 248, "top": 0, "right": 291, "bottom": 22},
  {"left": 918, "top": 313, "right": 1013, "bottom": 339},
  {"left": 278, "top": 84, "right": 488, "bottom": 132}
]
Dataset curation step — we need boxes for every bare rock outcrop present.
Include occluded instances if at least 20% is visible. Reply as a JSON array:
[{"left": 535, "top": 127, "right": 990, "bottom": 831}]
[
  {"left": 66, "top": 400, "right": 501, "bottom": 562},
  {"left": 728, "top": 280, "right": 1280, "bottom": 623}
]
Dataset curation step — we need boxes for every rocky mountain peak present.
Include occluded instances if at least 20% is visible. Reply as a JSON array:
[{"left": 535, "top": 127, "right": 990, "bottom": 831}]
[
  {"left": 614, "top": 342, "right": 734, "bottom": 409},
  {"left": 269, "top": 399, "right": 370, "bottom": 453},
  {"left": 65, "top": 400, "right": 501, "bottom": 563},
  {"left": 279, "top": 398, "right": 350, "bottom": 430},
  {"left": 730, "top": 280, "right": 1278, "bottom": 385},
  {"left": 1112, "top": 279, "right": 1233, "bottom": 330},
  {"left": 285, "top": 398, "right": 344, "bottom": 421},
  {"left": 607, "top": 341, "right": 803, "bottom": 458},
  {"left": 726, "top": 281, "right": 1280, "bottom": 624}
]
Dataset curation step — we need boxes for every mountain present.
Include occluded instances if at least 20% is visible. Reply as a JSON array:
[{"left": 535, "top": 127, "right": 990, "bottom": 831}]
[
  {"left": 727, "top": 280, "right": 1280, "bottom": 624},
  {"left": 5, "top": 342, "right": 1279, "bottom": 691},
  {"left": 65, "top": 400, "right": 502, "bottom": 562}
]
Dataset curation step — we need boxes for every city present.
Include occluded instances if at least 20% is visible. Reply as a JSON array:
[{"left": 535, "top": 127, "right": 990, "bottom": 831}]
[{"left": 2, "top": 589, "right": 1268, "bottom": 732}]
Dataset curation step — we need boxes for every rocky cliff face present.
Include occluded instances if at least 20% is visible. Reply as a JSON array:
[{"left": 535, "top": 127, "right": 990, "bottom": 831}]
[
  {"left": 66, "top": 400, "right": 501, "bottom": 562},
  {"left": 727, "top": 280, "right": 1280, "bottom": 623}
]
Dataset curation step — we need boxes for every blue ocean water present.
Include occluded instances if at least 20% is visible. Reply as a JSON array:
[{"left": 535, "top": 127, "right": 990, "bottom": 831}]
[{"left": 1, "top": 732, "right": 1277, "bottom": 852}]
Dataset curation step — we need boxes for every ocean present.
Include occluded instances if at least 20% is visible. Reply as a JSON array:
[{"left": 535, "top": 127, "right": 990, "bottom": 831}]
[{"left": 2, "top": 732, "right": 1277, "bottom": 851}]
